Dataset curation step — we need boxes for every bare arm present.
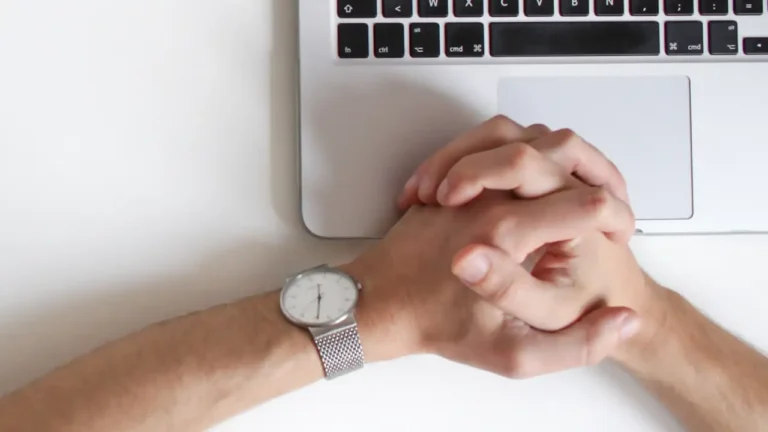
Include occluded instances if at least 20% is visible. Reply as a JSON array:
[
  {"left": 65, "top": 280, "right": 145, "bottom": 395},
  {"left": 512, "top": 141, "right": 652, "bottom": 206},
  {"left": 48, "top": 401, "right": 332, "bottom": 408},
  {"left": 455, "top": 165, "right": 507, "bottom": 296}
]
[
  {"left": 0, "top": 191, "right": 638, "bottom": 432},
  {"left": 616, "top": 281, "right": 768, "bottom": 432},
  {"left": 395, "top": 115, "right": 768, "bottom": 431},
  {"left": 0, "top": 286, "right": 394, "bottom": 431}
]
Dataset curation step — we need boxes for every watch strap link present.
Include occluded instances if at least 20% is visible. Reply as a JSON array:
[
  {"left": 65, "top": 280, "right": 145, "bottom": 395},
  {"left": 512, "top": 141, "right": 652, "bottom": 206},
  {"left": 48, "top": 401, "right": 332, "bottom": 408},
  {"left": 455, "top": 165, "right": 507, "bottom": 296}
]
[{"left": 313, "top": 323, "right": 365, "bottom": 379}]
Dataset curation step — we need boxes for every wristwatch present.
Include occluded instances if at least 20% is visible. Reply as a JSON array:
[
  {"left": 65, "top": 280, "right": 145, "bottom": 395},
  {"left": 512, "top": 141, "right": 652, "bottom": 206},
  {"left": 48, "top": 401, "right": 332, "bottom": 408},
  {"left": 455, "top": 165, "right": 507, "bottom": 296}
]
[{"left": 279, "top": 264, "right": 365, "bottom": 379}]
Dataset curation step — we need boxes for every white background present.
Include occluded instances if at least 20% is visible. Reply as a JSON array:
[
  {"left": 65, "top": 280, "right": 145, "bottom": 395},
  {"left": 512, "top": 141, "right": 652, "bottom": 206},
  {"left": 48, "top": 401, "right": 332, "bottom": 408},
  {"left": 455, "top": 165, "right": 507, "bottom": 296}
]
[{"left": 1, "top": 1, "right": 767, "bottom": 431}]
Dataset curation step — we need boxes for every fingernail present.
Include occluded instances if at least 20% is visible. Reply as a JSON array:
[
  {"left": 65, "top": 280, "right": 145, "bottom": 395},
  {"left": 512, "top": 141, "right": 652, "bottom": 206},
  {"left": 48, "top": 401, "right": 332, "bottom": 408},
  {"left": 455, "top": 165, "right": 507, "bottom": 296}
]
[
  {"left": 403, "top": 174, "right": 419, "bottom": 193},
  {"left": 398, "top": 175, "right": 419, "bottom": 207},
  {"left": 616, "top": 314, "right": 642, "bottom": 341},
  {"left": 417, "top": 178, "right": 434, "bottom": 202},
  {"left": 436, "top": 179, "right": 450, "bottom": 203},
  {"left": 454, "top": 251, "right": 490, "bottom": 284}
]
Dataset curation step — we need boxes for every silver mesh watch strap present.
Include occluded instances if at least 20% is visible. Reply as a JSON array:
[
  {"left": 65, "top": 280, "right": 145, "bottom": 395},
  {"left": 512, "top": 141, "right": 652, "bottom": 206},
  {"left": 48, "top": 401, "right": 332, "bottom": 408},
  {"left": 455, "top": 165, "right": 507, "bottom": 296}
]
[{"left": 312, "top": 322, "right": 365, "bottom": 379}]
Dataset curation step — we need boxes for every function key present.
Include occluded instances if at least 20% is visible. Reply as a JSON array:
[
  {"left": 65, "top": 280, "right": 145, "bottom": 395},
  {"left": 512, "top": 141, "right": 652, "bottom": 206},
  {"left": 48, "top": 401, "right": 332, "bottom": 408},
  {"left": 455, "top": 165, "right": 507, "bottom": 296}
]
[
  {"left": 419, "top": 0, "right": 450, "bottom": 16},
  {"left": 700, "top": 0, "right": 728, "bottom": 13},
  {"left": 455, "top": 0, "right": 485, "bottom": 16},
  {"left": 708, "top": 21, "right": 738, "bottom": 54},
  {"left": 374, "top": 23, "right": 405, "bottom": 58},
  {"left": 561, "top": 0, "right": 590, "bottom": 16},
  {"left": 526, "top": 0, "right": 555, "bottom": 15},
  {"left": 490, "top": 0, "right": 520, "bottom": 15},
  {"left": 665, "top": 0, "right": 694, "bottom": 14},
  {"left": 338, "top": 0, "right": 377, "bottom": 18},
  {"left": 338, "top": 24, "right": 369, "bottom": 58},
  {"left": 744, "top": 37, "right": 768, "bottom": 54},
  {"left": 383, "top": 0, "right": 413, "bottom": 17},
  {"left": 631, "top": 0, "right": 659, "bottom": 14},
  {"left": 595, "top": 0, "right": 625, "bottom": 15},
  {"left": 410, "top": 23, "right": 441, "bottom": 57},
  {"left": 665, "top": 21, "right": 703, "bottom": 55},
  {"left": 734, "top": 0, "right": 763, "bottom": 14},
  {"left": 445, "top": 23, "right": 485, "bottom": 57}
]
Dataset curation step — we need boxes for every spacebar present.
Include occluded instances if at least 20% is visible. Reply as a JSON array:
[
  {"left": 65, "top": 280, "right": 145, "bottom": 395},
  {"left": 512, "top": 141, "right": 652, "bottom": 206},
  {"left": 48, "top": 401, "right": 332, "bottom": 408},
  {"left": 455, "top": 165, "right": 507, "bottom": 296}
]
[{"left": 490, "top": 22, "right": 660, "bottom": 57}]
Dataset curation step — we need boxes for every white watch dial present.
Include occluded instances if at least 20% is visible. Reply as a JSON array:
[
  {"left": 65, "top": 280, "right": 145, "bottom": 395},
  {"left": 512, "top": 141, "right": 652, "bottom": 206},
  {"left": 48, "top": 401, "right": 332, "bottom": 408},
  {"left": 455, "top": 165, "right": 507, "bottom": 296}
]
[{"left": 281, "top": 270, "right": 359, "bottom": 326}]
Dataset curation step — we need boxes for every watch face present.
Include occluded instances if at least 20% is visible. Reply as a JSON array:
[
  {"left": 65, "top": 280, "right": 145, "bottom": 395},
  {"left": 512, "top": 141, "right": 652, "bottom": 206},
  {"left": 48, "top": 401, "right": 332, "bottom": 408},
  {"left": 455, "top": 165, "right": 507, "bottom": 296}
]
[{"left": 280, "top": 269, "right": 359, "bottom": 327}]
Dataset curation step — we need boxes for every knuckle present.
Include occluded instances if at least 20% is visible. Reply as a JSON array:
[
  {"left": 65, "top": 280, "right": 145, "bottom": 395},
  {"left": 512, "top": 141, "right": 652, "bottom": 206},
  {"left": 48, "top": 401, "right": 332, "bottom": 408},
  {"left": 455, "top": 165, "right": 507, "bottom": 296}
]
[
  {"left": 502, "top": 354, "right": 524, "bottom": 378},
  {"left": 525, "top": 123, "right": 551, "bottom": 138},
  {"left": 504, "top": 351, "right": 536, "bottom": 379},
  {"left": 555, "top": 127, "right": 580, "bottom": 142},
  {"left": 487, "top": 282, "right": 519, "bottom": 310},
  {"left": 487, "top": 210, "right": 518, "bottom": 244},
  {"left": 488, "top": 115, "right": 521, "bottom": 140},
  {"left": 505, "top": 142, "right": 537, "bottom": 171},
  {"left": 552, "top": 128, "right": 584, "bottom": 151},
  {"left": 581, "top": 187, "right": 613, "bottom": 219}
]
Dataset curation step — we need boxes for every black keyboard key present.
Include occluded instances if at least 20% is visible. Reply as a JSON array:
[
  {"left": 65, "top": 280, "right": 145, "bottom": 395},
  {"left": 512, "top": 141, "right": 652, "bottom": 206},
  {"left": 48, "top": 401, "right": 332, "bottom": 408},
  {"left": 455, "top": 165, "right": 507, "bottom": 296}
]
[
  {"left": 596, "top": 0, "right": 625, "bottom": 15},
  {"left": 561, "top": 0, "right": 590, "bottom": 15},
  {"left": 374, "top": 23, "right": 405, "bottom": 58},
  {"left": 665, "top": 21, "right": 703, "bottom": 55},
  {"left": 419, "top": 0, "right": 450, "bottom": 16},
  {"left": 455, "top": 0, "right": 485, "bottom": 16},
  {"left": 338, "top": 0, "right": 377, "bottom": 18},
  {"left": 665, "top": 0, "right": 694, "bottom": 14},
  {"left": 526, "top": 0, "right": 555, "bottom": 15},
  {"left": 383, "top": 0, "right": 413, "bottom": 17},
  {"left": 338, "top": 24, "right": 369, "bottom": 58},
  {"left": 744, "top": 37, "right": 768, "bottom": 54},
  {"left": 709, "top": 21, "right": 738, "bottom": 54},
  {"left": 631, "top": 0, "right": 660, "bottom": 14},
  {"left": 490, "top": 0, "right": 520, "bottom": 15},
  {"left": 410, "top": 23, "right": 441, "bottom": 57},
  {"left": 734, "top": 0, "right": 763, "bottom": 14},
  {"left": 445, "top": 23, "right": 485, "bottom": 57},
  {"left": 490, "top": 22, "right": 660, "bottom": 56},
  {"left": 700, "top": 0, "right": 728, "bottom": 13}
]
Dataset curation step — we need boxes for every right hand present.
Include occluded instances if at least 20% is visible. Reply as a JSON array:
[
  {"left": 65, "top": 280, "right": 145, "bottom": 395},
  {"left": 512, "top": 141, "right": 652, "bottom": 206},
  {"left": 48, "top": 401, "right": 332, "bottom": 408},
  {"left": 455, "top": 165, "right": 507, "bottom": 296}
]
[
  {"left": 346, "top": 117, "right": 658, "bottom": 378},
  {"left": 395, "top": 115, "right": 667, "bottom": 349}
]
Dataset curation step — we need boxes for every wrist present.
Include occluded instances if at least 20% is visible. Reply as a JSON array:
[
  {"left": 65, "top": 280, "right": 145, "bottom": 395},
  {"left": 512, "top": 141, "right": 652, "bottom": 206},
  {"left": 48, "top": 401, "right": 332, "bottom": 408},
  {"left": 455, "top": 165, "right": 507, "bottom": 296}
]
[
  {"left": 338, "top": 259, "right": 424, "bottom": 363},
  {"left": 610, "top": 276, "right": 676, "bottom": 368}
]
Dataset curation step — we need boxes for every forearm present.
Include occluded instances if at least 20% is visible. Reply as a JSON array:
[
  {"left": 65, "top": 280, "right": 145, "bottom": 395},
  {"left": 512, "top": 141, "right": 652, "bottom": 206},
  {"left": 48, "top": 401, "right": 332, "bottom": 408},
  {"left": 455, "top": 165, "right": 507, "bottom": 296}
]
[
  {"left": 1, "top": 291, "right": 325, "bottom": 431},
  {"left": 616, "top": 283, "right": 768, "bottom": 431}
]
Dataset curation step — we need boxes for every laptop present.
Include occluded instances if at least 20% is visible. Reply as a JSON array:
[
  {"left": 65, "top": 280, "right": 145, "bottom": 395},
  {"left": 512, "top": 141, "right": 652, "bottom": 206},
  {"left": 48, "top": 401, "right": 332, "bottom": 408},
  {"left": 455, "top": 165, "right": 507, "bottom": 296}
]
[{"left": 297, "top": 0, "right": 768, "bottom": 238}]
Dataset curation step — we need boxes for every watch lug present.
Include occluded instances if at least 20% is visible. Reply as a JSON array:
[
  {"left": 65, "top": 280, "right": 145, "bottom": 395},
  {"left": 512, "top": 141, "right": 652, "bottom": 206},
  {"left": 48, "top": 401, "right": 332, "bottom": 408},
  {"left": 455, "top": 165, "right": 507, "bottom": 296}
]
[{"left": 309, "top": 314, "right": 357, "bottom": 338}]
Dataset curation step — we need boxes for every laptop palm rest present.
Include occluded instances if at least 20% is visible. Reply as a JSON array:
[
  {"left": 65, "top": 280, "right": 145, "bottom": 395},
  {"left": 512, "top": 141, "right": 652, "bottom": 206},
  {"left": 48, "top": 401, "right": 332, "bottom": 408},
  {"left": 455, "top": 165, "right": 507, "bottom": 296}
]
[{"left": 498, "top": 76, "right": 692, "bottom": 220}]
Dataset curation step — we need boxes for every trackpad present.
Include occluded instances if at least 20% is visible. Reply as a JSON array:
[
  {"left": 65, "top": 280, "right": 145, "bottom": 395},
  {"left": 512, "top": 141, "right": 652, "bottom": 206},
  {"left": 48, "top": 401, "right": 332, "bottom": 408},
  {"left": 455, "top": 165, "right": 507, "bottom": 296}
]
[{"left": 498, "top": 76, "right": 692, "bottom": 220}]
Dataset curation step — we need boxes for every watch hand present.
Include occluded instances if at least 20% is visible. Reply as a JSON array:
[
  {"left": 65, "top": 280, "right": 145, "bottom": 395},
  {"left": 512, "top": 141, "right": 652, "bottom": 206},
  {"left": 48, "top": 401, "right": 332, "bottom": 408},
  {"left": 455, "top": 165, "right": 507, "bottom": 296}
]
[{"left": 316, "top": 284, "right": 322, "bottom": 319}]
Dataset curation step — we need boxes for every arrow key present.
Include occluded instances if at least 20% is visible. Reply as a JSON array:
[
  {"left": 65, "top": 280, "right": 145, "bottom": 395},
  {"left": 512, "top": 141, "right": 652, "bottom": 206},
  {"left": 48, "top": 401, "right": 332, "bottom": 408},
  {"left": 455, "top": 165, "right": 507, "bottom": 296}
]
[
  {"left": 338, "top": 0, "right": 377, "bottom": 18},
  {"left": 744, "top": 38, "right": 768, "bottom": 55},
  {"left": 383, "top": 0, "right": 413, "bottom": 17},
  {"left": 709, "top": 21, "right": 738, "bottom": 54}
]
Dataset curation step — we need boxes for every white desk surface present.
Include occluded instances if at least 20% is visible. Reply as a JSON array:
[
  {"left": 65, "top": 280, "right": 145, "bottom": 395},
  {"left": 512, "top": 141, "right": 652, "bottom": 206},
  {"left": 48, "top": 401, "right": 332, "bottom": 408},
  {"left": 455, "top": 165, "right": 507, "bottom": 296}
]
[{"left": 1, "top": 1, "right": 767, "bottom": 431}]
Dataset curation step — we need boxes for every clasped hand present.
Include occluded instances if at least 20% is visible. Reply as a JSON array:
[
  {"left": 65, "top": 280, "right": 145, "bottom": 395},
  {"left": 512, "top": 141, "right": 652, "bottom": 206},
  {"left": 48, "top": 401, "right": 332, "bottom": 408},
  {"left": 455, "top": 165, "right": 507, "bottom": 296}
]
[{"left": 346, "top": 115, "right": 660, "bottom": 378}]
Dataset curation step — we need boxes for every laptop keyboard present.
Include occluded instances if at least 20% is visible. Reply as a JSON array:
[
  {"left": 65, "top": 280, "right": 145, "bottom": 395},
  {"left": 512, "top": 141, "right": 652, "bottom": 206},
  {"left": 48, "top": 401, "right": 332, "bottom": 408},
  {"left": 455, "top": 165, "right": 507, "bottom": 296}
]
[{"left": 335, "top": 0, "right": 768, "bottom": 60}]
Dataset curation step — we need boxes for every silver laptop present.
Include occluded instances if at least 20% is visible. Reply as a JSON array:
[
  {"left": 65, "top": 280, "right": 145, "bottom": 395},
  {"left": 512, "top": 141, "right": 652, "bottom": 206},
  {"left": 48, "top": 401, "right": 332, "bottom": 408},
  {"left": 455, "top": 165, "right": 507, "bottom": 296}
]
[{"left": 297, "top": 0, "right": 768, "bottom": 238}]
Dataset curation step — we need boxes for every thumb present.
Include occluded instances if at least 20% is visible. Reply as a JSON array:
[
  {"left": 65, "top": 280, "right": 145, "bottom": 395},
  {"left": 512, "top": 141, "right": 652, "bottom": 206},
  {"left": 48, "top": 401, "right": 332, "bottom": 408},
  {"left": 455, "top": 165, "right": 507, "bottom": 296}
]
[
  {"left": 499, "top": 307, "right": 642, "bottom": 379},
  {"left": 452, "top": 243, "right": 581, "bottom": 330}
]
